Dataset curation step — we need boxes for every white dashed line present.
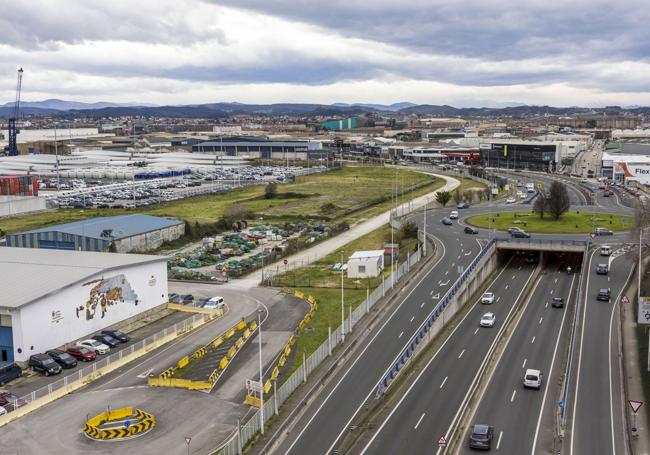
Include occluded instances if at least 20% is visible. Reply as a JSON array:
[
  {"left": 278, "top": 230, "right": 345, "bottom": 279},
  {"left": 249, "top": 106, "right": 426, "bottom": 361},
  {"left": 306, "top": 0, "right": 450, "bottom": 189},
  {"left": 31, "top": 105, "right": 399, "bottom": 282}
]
[
  {"left": 545, "top": 302, "right": 549, "bottom": 308},
  {"left": 496, "top": 296, "right": 501, "bottom": 303},
  {"left": 421, "top": 302, "right": 425, "bottom": 308},
  {"left": 474, "top": 328, "right": 479, "bottom": 335},
  {"left": 510, "top": 390, "right": 517, "bottom": 402},
  {"left": 539, "top": 317, "right": 543, "bottom": 324},
  {"left": 505, "top": 284, "right": 509, "bottom": 290},
  {"left": 414, "top": 412, "right": 426, "bottom": 430},
  {"left": 550, "top": 289, "right": 554, "bottom": 294},
  {"left": 512, "top": 274, "right": 516, "bottom": 280},
  {"left": 410, "top": 316, "right": 415, "bottom": 323},
  {"left": 458, "top": 349, "right": 465, "bottom": 359},
  {"left": 398, "top": 331, "right": 403, "bottom": 339},
  {"left": 531, "top": 336, "right": 536, "bottom": 344},
  {"left": 497, "top": 431, "right": 504, "bottom": 450},
  {"left": 522, "top": 358, "right": 527, "bottom": 368},
  {"left": 440, "top": 376, "right": 448, "bottom": 388}
]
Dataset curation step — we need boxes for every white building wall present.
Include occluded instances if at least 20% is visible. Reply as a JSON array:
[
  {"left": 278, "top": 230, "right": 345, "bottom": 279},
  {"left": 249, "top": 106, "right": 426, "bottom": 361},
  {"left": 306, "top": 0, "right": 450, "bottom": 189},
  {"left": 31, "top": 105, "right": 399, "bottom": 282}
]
[
  {"left": 11, "top": 260, "right": 168, "bottom": 362},
  {"left": 0, "top": 196, "right": 47, "bottom": 217},
  {"left": 347, "top": 257, "right": 382, "bottom": 278}
]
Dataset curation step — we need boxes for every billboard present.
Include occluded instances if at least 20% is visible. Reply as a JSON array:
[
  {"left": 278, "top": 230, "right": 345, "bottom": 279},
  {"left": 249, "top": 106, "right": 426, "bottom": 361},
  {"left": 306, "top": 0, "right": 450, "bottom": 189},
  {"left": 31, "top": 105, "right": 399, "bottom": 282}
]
[
  {"left": 639, "top": 296, "right": 650, "bottom": 325},
  {"left": 615, "top": 162, "right": 650, "bottom": 185}
]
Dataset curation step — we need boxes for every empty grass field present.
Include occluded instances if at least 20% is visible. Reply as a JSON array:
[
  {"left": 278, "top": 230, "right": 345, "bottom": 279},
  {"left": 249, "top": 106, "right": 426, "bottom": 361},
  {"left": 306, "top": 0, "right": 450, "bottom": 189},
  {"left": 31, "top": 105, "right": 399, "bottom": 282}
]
[{"left": 465, "top": 210, "right": 633, "bottom": 233}]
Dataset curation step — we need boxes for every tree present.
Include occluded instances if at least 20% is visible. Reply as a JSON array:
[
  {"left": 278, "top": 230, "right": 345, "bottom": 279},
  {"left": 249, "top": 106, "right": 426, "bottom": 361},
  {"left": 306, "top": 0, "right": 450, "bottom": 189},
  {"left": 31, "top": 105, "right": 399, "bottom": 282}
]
[
  {"left": 462, "top": 190, "right": 474, "bottom": 203},
  {"left": 400, "top": 221, "right": 418, "bottom": 239},
  {"left": 546, "top": 181, "right": 571, "bottom": 220},
  {"left": 476, "top": 190, "right": 485, "bottom": 202},
  {"left": 264, "top": 182, "right": 278, "bottom": 199},
  {"left": 533, "top": 194, "right": 546, "bottom": 219},
  {"left": 453, "top": 189, "right": 462, "bottom": 204},
  {"left": 435, "top": 190, "right": 452, "bottom": 207}
]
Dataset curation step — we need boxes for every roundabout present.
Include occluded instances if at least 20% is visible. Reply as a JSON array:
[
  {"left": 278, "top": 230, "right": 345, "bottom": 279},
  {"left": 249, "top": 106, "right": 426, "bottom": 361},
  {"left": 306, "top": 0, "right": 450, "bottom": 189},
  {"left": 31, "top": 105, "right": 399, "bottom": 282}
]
[{"left": 83, "top": 407, "right": 156, "bottom": 441}]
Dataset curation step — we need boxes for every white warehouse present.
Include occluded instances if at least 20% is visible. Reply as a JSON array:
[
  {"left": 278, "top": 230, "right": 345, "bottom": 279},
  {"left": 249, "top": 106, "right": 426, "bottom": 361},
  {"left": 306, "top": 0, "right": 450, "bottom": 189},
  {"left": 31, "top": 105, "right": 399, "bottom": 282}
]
[
  {"left": 347, "top": 250, "right": 385, "bottom": 279},
  {"left": 0, "top": 247, "right": 168, "bottom": 363}
]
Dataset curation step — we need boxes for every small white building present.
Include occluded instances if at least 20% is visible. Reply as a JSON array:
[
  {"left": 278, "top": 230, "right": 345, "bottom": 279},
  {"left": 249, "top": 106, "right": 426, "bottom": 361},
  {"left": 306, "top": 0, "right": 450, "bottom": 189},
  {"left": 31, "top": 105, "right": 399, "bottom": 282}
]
[{"left": 347, "top": 250, "right": 385, "bottom": 279}]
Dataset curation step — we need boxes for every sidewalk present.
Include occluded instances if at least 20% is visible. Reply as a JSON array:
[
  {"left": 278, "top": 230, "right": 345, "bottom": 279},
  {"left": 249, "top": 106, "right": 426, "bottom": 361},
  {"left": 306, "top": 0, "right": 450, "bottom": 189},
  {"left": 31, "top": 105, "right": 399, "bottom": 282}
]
[{"left": 224, "top": 172, "right": 459, "bottom": 289}]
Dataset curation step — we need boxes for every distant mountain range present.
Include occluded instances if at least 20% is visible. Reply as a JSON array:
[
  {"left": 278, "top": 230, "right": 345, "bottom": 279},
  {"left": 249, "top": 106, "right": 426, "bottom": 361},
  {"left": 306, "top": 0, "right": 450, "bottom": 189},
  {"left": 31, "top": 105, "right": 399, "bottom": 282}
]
[{"left": 1, "top": 99, "right": 649, "bottom": 119}]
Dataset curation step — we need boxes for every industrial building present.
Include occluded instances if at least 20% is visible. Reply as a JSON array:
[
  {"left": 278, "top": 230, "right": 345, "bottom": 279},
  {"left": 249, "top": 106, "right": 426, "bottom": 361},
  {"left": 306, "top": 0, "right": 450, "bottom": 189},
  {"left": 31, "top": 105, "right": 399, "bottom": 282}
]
[
  {"left": 0, "top": 247, "right": 168, "bottom": 363},
  {"left": 192, "top": 136, "right": 327, "bottom": 160},
  {"left": 6, "top": 214, "right": 184, "bottom": 253},
  {"left": 601, "top": 151, "right": 650, "bottom": 186}
]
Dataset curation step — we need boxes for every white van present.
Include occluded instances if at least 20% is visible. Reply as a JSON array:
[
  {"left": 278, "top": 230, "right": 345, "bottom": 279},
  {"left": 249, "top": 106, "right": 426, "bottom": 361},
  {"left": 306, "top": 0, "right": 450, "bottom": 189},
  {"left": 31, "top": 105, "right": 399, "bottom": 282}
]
[
  {"left": 204, "top": 296, "right": 225, "bottom": 310},
  {"left": 600, "top": 245, "right": 612, "bottom": 256},
  {"left": 449, "top": 210, "right": 459, "bottom": 220},
  {"left": 523, "top": 369, "right": 542, "bottom": 389}
]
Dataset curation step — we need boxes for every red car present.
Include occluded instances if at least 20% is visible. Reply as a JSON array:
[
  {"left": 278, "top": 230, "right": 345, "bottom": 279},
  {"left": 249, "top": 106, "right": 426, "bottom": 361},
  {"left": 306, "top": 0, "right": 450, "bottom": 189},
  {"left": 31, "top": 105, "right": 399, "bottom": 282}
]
[
  {"left": 66, "top": 346, "right": 96, "bottom": 362},
  {"left": 0, "top": 392, "right": 26, "bottom": 412}
]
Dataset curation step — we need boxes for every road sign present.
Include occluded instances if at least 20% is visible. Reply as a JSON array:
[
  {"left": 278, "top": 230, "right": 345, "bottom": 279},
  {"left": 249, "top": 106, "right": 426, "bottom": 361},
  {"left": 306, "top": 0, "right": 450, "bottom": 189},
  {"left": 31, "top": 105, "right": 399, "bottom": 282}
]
[
  {"left": 621, "top": 295, "right": 630, "bottom": 304},
  {"left": 628, "top": 400, "right": 644, "bottom": 414},
  {"left": 283, "top": 259, "right": 288, "bottom": 265},
  {"left": 558, "top": 401, "right": 565, "bottom": 409},
  {"left": 185, "top": 437, "right": 192, "bottom": 445},
  {"left": 438, "top": 435, "right": 447, "bottom": 447},
  {"left": 246, "top": 378, "right": 263, "bottom": 393},
  {"left": 638, "top": 297, "right": 650, "bottom": 325},
  {"left": 124, "top": 420, "right": 131, "bottom": 428}
]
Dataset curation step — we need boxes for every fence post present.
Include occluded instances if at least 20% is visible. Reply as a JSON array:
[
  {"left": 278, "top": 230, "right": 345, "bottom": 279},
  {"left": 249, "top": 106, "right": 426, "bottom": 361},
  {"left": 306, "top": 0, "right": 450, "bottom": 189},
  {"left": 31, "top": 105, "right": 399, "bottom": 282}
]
[
  {"left": 328, "top": 326, "right": 332, "bottom": 356},
  {"left": 302, "top": 351, "right": 307, "bottom": 383},
  {"left": 349, "top": 305, "right": 352, "bottom": 332},
  {"left": 366, "top": 288, "right": 370, "bottom": 314},
  {"left": 407, "top": 250, "right": 410, "bottom": 272},
  {"left": 382, "top": 274, "right": 385, "bottom": 296},
  {"left": 274, "top": 381, "right": 279, "bottom": 416},
  {"left": 237, "top": 419, "right": 242, "bottom": 455}
]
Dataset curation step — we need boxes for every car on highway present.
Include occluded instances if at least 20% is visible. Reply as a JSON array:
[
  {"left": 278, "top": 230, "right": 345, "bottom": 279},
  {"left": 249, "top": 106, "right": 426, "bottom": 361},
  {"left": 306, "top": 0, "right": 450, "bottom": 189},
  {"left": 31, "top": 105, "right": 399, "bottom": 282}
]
[
  {"left": 204, "top": 296, "right": 225, "bottom": 310},
  {"left": 506, "top": 196, "right": 516, "bottom": 204},
  {"left": 464, "top": 226, "right": 479, "bottom": 234},
  {"left": 0, "top": 362, "right": 22, "bottom": 386},
  {"left": 441, "top": 217, "right": 453, "bottom": 226},
  {"left": 480, "top": 312, "right": 496, "bottom": 327},
  {"left": 45, "top": 349, "right": 78, "bottom": 369},
  {"left": 449, "top": 210, "right": 459, "bottom": 219},
  {"left": 66, "top": 346, "right": 96, "bottom": 362},
  {"left": 597, "top": 288, "right": 611, "bottom": 302},
  {"left": 468, "top": 423, "right": 494, "bottom": 450},
  {"left": 596, "top": 263, "right": 609, "bottom": 275},
  {"left": 28, "top": 354, "right": 63, "bottom": 377},
  {"left": 600, "top": 245, "right": 612, "bottom": 256},
  {"left": 551, "top": 297, "right": 565, "bottom": 308},
  {"left": 101, "top": 329, "right": 130, "bottom": 343},
  {"left": 507, "top": 227, "right": 525, "bottom": 235},
  {"left": 78, "top": 339, "right": 110, "bottom": 355},
  {"left": 0, "top": 392, "right": 26, "bottom": 412},
  {"left": 511, "top": 230, "right": 531, "bottom": 238},
  {"left": 457, "top": 202, "right": 470, "bottom": 209},
  {"left": 523, "top": 368, "right": 543, "bottom": 389},
  {"left": 481, "top": 292, "right": 495, "bottom": 304},
  {"left": 92, "top": 334, "right": 120, "bottom": 348},
  {"left": 593, "top": 227, "right": 613, "bottom": 236}
]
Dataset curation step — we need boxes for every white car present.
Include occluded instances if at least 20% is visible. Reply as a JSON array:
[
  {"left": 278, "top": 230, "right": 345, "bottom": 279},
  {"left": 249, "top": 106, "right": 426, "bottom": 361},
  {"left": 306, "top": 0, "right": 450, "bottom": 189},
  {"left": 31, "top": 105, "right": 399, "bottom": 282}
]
[
  {"left": 449, "top": 210, "right": 459, "bottom": 220},
  {"left": 481, "top": 292, "right": 495, "bottom": 304},
  {"left": 0, "top": 406, "right": 6, "bottom": 416},
  {"left": 78, "top": 339, "right": 110, "bottom": 355},
  {"left": 506, "top": 197, "right": 516, "bottom": 204},
  {"left": 523, "top": 368, "right": 542, "bottom": 389},
  {"left": 204, "top": 296, "right": 225, "bottom": 310},
  {"left": 480, "top": 312, "right": 496, "bottom": 327}
]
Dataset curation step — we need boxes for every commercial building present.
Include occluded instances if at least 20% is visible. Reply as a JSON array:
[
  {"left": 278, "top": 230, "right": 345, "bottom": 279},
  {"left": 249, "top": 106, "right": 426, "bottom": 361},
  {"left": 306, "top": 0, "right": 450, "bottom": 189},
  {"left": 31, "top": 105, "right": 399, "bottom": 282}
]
[
  {"left": 6, "top": 214, "right": 185, "bottom": 253},
  {"left": 601, "top": 151, "right": 650, "bottom": 186},
  {"left": 476, "top": 139, "right": 583, "bottom": 171},
  {"left": 0, "top": 247, "right": 168, "bottom": 363},
  {"left": 347, "top": 250, "right": 385, "bottom": 278},
  {"left": 320, "top": 118, "right": 357, "bottom": 130},
  {"left": 192, "top": 136, "right": 327, "bottom": 160}
]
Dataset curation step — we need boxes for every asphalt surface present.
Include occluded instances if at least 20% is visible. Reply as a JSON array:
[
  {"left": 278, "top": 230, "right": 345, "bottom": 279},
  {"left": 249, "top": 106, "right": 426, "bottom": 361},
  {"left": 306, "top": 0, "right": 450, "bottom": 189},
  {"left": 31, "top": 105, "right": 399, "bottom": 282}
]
[
  {"left": 275, "top": 212, "right": 483, "bottom": 455},
  {"left": 359, "top": 255, "right": 536, "bottom": 454},
  {"left": 459, "top": 256, "right": 579, "bottom": 454}
]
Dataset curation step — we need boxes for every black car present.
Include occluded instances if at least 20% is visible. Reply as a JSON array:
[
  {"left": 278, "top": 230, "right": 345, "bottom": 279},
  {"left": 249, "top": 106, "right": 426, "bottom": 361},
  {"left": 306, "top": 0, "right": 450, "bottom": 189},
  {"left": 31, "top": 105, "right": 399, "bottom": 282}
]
[
  {"left": 552, "top": 297, "right": 565, "bottom": 308},
  {"left": 469, "top": 423, "right": 494, "bottom": 450},
  {"left": 597, "top": 288, "right": 611, "bottom": 302},
  {"left": 594, "top": 227, "right": 614, "bottom": 236},
  {"left": 525, "top": 252, "right": 538, "bottom": 263},
  {"left": 511, "top": 230, "right": 531, "bottom": 238},
  {"left": 28, "top": 354, "right": 62, "bottom": 377},
  {"left": 101, "top": 329, "right": 130, "bottom": 343},
  {"left": 596, "top": 263, "right": 609, "bottom": 275},
  {"left": 507, "top": 227, "right": 524, "bottom": 234},
  {"left": 0, "top": 362, "right": 22, "bottom": 386},
  {"left": 464, "top": 226, "right": 479, "bottom": 234},
  {"left": 457, "top": 202, "right": 470, "bottom": 209},
  {"left": 45, "top": 349, "right": 78, "bottom": 369},
  {"left": 442, "top": 217, "right": 453, "bottom": 226},
  {"left": 92, "top": 334, "right": 120, "bottom": 348}
]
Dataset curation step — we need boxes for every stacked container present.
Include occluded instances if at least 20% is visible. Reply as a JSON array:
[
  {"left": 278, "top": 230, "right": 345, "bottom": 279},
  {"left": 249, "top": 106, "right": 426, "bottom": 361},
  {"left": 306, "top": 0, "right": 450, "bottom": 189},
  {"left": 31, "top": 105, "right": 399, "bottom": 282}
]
[{"left": 0, "top": 175, "right": 39, "bottom": 196}]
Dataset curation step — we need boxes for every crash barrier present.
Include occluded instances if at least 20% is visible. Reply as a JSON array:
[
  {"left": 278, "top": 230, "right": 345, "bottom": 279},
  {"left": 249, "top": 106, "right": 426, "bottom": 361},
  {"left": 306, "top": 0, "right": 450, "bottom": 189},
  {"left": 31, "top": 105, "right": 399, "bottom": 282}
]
[
  {"left": 244, "top": 292, "right": 317, "bottom": 408},
  {"left": 0, "top": 309, "right": 224, "bottom": 429},
  {"left": 83, "top": 407, "right": 156, "bottom": 440},
  {"left": 213, "top": 244, "right": 425, "bottom": 455},
  {"left": 148, "top": 319, "right": 256, "bottom": 391},
  {"left": 166, "top": 303, "right": 224, "bottom": 315}
]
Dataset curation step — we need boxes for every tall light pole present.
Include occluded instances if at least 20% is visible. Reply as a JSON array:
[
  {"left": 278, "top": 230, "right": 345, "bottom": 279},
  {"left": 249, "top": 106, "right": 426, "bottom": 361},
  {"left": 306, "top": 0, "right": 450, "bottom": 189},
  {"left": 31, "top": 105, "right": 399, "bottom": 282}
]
[
  {"left": 258, "top": 309, "right": 264, "bottom": 434},
  {"left": 423, "top": 200, "right": 427, "bottom": 256},
  {"left": 340, "top": 251, "right": 345, "bottom": 343}
]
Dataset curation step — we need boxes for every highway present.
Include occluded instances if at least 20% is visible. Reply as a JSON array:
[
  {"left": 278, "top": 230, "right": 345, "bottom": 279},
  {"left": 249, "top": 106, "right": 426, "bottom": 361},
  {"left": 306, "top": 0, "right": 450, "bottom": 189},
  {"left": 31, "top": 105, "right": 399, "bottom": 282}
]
[
  {"left": 458, "top": 254, "right": 579, "bottom": 454},
  {"left": 569, "top": 246, "right": 635, "bottom": 455},
  {"left": 274, "top": 213, "right": 483, "bottom": 454},
  {"left": 358, "top": 254, "right": 537, "bottom": 454}
]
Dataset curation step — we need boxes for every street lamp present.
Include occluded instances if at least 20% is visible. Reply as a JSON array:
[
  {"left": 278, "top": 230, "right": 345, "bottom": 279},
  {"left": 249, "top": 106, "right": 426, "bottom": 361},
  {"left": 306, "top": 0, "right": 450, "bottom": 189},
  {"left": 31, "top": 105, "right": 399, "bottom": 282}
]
[
  {"left": 340, "top": 251, "right": 345, "bottom": 343},
  {"left": 257, "top": 308, "right": 264, "bottom": 435}
]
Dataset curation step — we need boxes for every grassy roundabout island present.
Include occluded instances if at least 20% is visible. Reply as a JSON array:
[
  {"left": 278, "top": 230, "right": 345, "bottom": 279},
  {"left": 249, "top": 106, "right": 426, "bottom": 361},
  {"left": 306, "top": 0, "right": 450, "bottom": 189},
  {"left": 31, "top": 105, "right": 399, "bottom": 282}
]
[{"left": 465, "top": 210, "right": 633, "bottom": 234}]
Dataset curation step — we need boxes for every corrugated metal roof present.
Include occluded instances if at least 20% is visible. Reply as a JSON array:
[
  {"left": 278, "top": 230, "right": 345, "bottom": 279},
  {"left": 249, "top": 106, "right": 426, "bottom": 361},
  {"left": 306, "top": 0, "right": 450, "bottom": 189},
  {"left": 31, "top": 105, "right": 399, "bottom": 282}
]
[
  {"left": 0, "top": 247, "right": 167, "bottom": 309},
  {"left": 19, "top": 214, "right": 183, "bottom": 240}
]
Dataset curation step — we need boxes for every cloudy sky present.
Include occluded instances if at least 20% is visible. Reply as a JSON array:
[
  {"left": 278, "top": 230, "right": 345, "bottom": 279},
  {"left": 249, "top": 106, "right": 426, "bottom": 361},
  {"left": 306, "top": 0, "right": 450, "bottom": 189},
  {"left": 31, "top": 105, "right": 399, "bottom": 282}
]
[{"left": 1, "top": 0, "right": 650, "bottom": 107}]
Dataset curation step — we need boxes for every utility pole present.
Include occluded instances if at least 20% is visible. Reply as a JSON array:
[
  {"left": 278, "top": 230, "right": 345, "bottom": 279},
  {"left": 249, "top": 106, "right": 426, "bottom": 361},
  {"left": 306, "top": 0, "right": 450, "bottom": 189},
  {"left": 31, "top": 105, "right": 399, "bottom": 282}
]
[
  {"left": 258, "top": 309, "right": 264, "bottom": 434},
  {"left": 340, "top": 251, "right": 345, "bottom": 343},
  {"left": 423, "top": 200, "right": 427, "bottom": 256}
]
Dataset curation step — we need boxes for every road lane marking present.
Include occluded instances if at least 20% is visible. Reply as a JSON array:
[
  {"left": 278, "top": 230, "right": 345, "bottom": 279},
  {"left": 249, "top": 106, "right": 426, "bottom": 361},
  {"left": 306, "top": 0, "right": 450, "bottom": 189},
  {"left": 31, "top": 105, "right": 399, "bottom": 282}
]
[
  {"left": 430, "top": 290, "right": 434, "bottom": 295},
  {"left": 545, "top": 302, "right": 549, "bottom": 308},
  {"left": 474, "top": 328, "right": 479, "bottom": 335},
  {"left": 440, "top": 376, "right": 448, "bottom": 388},
  {"left": 439, "top": 280, "right": 449, "bottom": 286},
  {"left": 445, "top": 270, "right": 449, "bottom": 275},
  {"left": 539, "top": 317, "right": 543, "bottom": 324},
  {"left": 137, "top": 369, "right": 153, "bottom": 379},
  {"left": 457, "top": 255, "right": 461, "bottom": 260},
  {"left": 531, "top": 336, "right": 536, "bottom": 344},
  {"left": 510, "top": 390, "right": 516, "bottom": 402},
  {"left": 497, "top": 431, "right": 503, "bottom": 450},
  {"left": 496, "top": 296, "right": 501, "bottom": 303},
  {"left": 554, "top": 278, "right": 558, "bottom": 284},
  {"left": 398, "top": 331, "right": 403, "bottom": 339},
  {"left": 505, "top": 284, "right": 509, "bottom": 290},
  {"left": 512, "top": 274, "right": 516, "bottom": 280},
  {"left": 522, "top": 358, "right": 527, "bottom": 369},
  {"left": 465, "top": 251, "right": 472, "bottom": 256},
  {"left": 421, "top": 301, "right": 426, "bottom": 308},
  {"left": 410, "top": 316, "right": 415, "bottom": 323},
  {"left": 550, "top": 289, "right": 554, "bottom": 294},
  {"left": 414, "top": 413, "right": 426, "bottom": 430},
  {"left": 458, "top": 349, "right": 465, "bottom": 359}
]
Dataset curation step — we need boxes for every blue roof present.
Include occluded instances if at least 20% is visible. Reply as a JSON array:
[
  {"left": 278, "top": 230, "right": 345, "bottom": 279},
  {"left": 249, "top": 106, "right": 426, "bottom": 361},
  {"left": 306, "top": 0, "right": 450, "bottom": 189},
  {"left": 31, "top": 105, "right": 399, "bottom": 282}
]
[{"left": 21, "top": 214, "right": 183, "bottom": 240}]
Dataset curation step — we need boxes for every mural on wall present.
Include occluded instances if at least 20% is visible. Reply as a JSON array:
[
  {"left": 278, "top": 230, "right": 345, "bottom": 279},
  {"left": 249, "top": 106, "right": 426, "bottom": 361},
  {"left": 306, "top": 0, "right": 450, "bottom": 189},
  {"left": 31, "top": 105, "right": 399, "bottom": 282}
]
[{"left": 77, "top": 274, "right": 138, "bottom": 320}]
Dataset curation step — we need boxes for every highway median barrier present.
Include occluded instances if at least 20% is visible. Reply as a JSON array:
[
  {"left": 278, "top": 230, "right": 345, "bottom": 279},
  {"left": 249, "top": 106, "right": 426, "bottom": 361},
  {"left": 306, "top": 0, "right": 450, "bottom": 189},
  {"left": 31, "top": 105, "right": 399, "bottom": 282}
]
[{"left": 83, "top": 407, "right": 156, "bottom": 441}]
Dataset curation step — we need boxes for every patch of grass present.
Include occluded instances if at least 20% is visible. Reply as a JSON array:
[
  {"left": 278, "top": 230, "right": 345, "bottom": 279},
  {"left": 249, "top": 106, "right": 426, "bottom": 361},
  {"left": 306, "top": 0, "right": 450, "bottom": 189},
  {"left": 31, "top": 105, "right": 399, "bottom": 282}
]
[{"left": 466, "top": 211, "right": 633, "bottom": 233}]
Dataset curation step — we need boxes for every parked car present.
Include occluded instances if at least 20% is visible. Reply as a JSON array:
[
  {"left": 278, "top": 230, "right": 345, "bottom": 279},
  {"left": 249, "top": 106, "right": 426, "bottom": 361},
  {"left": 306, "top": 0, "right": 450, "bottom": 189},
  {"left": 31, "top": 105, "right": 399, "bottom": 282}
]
[
  {"left": 28, "top": 354, "right": 62, "bottom": 377},
  {"left": 457, "top": 202, "right": 470, "bottom": 209},
  {"left": 0, "top": 392, "right": 26, "bottom": 412},
  {"left": 597, "top": 288, "right": 612, "bottom": 302},
  {"left": 78, "top": 339, "right": 110, "bottom": 355},
  {"left": 593, "top": 227, "right": 613, "bottom": 236},
  {"left": 66, "top": 346, "right": 96, "bottom": 362},
  {"left": 596, "top": 263, "right": 609, "bottom": 275},
  {"left": 441, "top": 217, "right": 453, "bottom": 226},
  {"left": 464, "top": 226, "right": 479, "bottom": 234},
  {"left": 449, "top": 210, "right": 459, "bottom": 219},
  {"left": 480, "top": 312, "right": 496, "bottom": 327},
  {"left": 0, "top": 362, "right": 22, "bottom": 386},
  {"left": 45, "top": 349, "right": 78, "bottom": 369},
  {"left": 204, "top": 296, "right": 225, "bottom": 310},
  {"left": 551, "top": 297, "right": 565, "bottom": 308},
  {"left": 523, "top": 368, "right": 543, "bottom": 389},
  {"left": 92, "top": 334, "right": 120, "bottom": 348},
  {"left": 481, "top": 292, "right": 495, "bottom": 304},
  {"left": 468, "top": 424, "right": 494, "bottom": 450},
  {"left": 101, "top": 329, "right": 130, "bottom": 343},
  {"left": 511, "top": 230, "right": 531, "bottom": 238}
]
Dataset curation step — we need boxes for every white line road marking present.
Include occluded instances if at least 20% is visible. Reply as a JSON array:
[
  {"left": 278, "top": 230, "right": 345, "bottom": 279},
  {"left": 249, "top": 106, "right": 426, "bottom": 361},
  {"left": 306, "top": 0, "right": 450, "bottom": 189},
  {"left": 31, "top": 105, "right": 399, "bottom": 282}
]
[
  {"left": 496, "top": 296, "right": 501, "bottom": 303},
  {"left": 431, "top": 293, "right": 440, "bottom": 300},
  {"left": 430, "top": 290, "right": 433, "bottom": 295},
  {"left": 550, "top": 289, "right": 554, "bottom": 294},
  {"left": 410, "top": 316, "right": 415, "bottom": 323},
  {"left": 137, "top": 369, "right": 153, "bottom": 378},
  {"left": 414, "top": 413, "right": 426, "bottom": 430},
  {"left": 458, "top": 349, "right": 465, "bottom": 359},
  {"left": 512, "top": 274, "right": 516, "bottom": 279},
  {"left": 511, "top": 390, "right": 517, "bottom": 402},
  {"left": 457, "top": 255, "right": 461, "bottom": 260},
  {"left": 421, "top": 302, "right": 426, "bottom": 308},
  {"left": 440, "top": 376, "right": 448, "bottom": 389},
  {"left": 465, "top": 251, "right": 472, "bottom": 256},
  {"left": 505, "top": 284, "right": 509, "bottom": 290},
  {"left": 451, "top": 263, "right": 455, "bottom": 268},
  {"left": 439, "top": 280, "right": 450, "bottom": 286},
  {"left": 545, "top": 302, "right": 549, "bottom": 308},
  {"left": 539, "top": 317, "right": 543, "bottom": 324},
  {"left": 522, "top": 358, "right": 527, "bottom": 369},
  {"left": 554, "top": 278, "right": 558, "bottom": 284},
  {"left": 445, "top": 270, "right": 449, "bottom": 275},
  {"left": 608, "top": 276, "right": 610, "bottom": 282},
  {"left": 398, "top": 331, "right": 403, "bottom": 339},
  {"left": 531, "top": 336, "right": 536, "bottom": 344},
  {"left": 497, "top": 431, "right": 504, "bottom": 450},
  {"left": 474, "top": 328, "right": 479, "bottom": 335},
  {"left": 519, "top": 266, "right": 522, "bottom": 270}
]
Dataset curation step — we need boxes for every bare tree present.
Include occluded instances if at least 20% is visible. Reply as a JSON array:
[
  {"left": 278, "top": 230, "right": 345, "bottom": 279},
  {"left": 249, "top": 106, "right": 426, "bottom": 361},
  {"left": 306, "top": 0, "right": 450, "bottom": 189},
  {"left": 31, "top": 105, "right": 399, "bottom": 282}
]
[
  {"left": 462, "top": 190, "right": 474, "bottom": 203},
  {"left": 546, "top": 181, "right": 571, "bottom": 220},
  {"left": 477, "top": 190, "right": 485, "bottom": 202},
  {"left": 533, "top": 194, "right": 546, "bottom": 219},
  {"left": 453, "top": 189, "right": 462, "bottom": 204}
]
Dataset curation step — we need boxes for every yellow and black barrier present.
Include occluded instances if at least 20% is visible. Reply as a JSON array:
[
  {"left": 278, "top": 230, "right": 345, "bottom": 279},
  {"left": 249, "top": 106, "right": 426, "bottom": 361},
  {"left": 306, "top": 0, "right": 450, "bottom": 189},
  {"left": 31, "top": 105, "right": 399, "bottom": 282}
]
[{"left": 83, "top": 407, "right": 156, "bottom": 440}]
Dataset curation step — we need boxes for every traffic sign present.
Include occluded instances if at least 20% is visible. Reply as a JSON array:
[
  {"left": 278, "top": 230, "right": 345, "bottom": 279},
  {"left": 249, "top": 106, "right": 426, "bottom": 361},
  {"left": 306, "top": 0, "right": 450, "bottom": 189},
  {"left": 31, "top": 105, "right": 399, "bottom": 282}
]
[
  {"left": 621, "top": 295, "right": 630, "bottom": 304},
  {"left": 124, "top": 420, "right": 131, "bottom": 428},
  {"left": 628, "top": 400, "right": 644, "bottom": 414},
  {"left": 438, "top": 435, "right": 448, "bottom": 446},
  {"left": 283, "top": 259, "right": 288, "bottom": 265},
  {"left": 638, "top": 296, "right": 650, "bottom": 325},
  {"left": 185, "top": 436, "right": 192, "bottom": 445},
  {"left": 558, "top": 400, "right": 565, "bottom": 409}
]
